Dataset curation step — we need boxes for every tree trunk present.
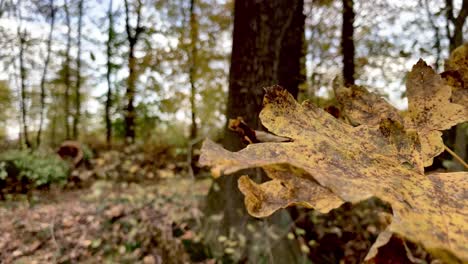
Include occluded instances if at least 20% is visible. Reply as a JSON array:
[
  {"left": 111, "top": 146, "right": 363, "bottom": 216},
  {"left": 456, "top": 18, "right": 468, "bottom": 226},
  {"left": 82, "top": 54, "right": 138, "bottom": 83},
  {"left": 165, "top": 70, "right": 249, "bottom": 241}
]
[
  {"left": 206, "top": 0, "right": 305, "bottom": 251},
  {"left": 105, "top": 0, "right": 114, "bottom": 146},
  {"left": 124, "top": 0, "right": 143, "bottom": 143},
  {"left": 189, "top": 0, "right": 198, "bottom": 140},
  {"left": 342, "top": 0, "right": 355, "bottom": 86},
  {"left": 445, "top": 0, "right": 467, "bottom": 52},
  {"left": 445, "top": 0, "right": 467, "bottom": 171},
  {"left": 18, "top": 27, "right": 31, "bottom": 148},
  {"left": 204, "top": 2, "right": 306, "bottom": 261},
  {"left": 64, "top": 0, "right": 71, "bottom": 140},
  {"left": 37, "top": 0, "right": 55, "bottom": 147},
  {"left": 422, "top": 0, "right": 442, "bottom": 71},
  {"left": 225, "top": 0, "right": 305, "bottom": 150},
  {"left": 15, "top": 0, "right": 31, "bottom": 149},
  {"left": 73, "top": 0, "right": 84, "bottom": 139}
]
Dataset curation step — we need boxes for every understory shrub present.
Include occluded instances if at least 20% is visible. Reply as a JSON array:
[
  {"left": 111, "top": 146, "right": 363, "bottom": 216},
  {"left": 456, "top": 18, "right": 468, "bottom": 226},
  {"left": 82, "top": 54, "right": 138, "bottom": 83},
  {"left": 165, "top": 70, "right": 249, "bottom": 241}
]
[{"left": 0, "top": 150, "right": 70, "bottom": 196}]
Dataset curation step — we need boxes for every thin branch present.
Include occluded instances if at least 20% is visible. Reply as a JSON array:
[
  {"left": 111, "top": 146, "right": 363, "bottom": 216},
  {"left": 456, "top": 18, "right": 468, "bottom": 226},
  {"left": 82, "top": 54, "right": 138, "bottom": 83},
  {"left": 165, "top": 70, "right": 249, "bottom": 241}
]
[
  {"left": 50, "top": 216, "right": 60, "bottom": 262},
  {"left": 444, "top": 144, "right": 468, "bottom": 170}
]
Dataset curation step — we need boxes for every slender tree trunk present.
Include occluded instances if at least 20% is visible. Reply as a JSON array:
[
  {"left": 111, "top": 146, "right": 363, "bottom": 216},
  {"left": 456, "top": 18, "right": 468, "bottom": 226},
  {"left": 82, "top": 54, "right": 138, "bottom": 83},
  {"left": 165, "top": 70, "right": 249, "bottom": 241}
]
[
  {"left": 422, "top": 0, "right": 442, "bottom": 71},
  {"left": 445, "top": 0, "right": 467, "bottom": 52},
  {"left": 18, "top": 28, "right": 31, "bottom": 148},
  {"left": 105, "top": 0, "right": 114, "bottom": 146},
  {"left": 50, "top": 102, "right": 57, "bottom": 146},
  {"left": 342, "top": 0, "right": 355, "bottom": 86},
  {"left": 64, "top": 0, "right": 71, "bottom": 140},
  {"left": 73, "top": 0, "right": 84, "bottom": 139},
  {"left": 37, "top": 0, "right": 55, "bottom": 147},
  {"left": 124, "top": 0, "right": 143, "bottom": 143},
  {"left": 189, "top": 0, "right": 198, "bottom": 140},
  {"left": 16, "top": 1, "right": 31, "bottom": 149},
  {"left": 445, "top": 0, "right": 467, "bottom": 171},
  {"left": 0, "top": 0, "right": 6, "bottom": 18}
]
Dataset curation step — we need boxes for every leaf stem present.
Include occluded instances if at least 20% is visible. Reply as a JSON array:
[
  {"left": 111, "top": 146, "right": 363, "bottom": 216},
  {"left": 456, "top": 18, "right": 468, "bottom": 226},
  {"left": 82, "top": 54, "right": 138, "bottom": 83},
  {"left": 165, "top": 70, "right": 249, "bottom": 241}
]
[{"left": 444, "top": 144, "right": 468, "bottom": 170}]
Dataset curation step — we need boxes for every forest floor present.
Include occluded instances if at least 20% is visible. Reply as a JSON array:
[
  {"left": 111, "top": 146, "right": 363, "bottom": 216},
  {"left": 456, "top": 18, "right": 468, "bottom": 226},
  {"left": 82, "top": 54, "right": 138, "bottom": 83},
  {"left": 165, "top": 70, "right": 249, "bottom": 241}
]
[
  {"left": 0, "top": 176, "right": 211, "bottom": 263},
  {"left": 0, "top": 149, "right": 441, "bottom": 264}
]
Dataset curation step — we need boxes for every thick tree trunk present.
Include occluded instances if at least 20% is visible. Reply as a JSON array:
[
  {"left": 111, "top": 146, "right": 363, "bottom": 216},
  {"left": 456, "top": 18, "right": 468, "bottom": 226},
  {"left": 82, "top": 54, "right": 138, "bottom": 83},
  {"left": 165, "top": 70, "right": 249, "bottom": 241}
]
[
  {"left": 73, "top": 0, "right": 84, "bottom": 139},
  {"left": 204, "top": 2, "right": 306, "bottom": 261},
  {"left": 105, "top": 0, "right": 114, "bottom": 146},
  {"left": 206, "top": 0, "right": 305, "bottom": 243},
  {"left": 64, "top": 0, "right": 71, "bottom": 140},
  {"left": 124, "top": 0, "right": 143, "bottom": 143},
  {"left": 342, "top": 0, "right": 355, "bottom": 86},
  {"left": 445, "top": 0, "right": 467, "bottom": 171},
  {"left": 37, "top": 0, "right": 55, "bottom": 147},
  {"left": 225, "top": 0, "right": 305, "bottom": 149}
]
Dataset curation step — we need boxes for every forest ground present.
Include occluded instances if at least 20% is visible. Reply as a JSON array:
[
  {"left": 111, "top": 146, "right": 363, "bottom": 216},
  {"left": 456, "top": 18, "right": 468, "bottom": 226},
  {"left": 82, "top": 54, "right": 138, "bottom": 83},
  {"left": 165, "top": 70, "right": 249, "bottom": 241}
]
[
  {"left": 0, "top": 174, "right": 211, "bottom": 263},
  {"left": 0, "top": 149, "right": 441, "bottom": 264}
]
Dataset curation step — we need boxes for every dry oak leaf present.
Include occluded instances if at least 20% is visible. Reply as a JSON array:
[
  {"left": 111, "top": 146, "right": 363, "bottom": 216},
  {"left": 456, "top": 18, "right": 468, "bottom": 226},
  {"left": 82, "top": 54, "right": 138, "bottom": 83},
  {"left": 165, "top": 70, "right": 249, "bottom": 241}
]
[
  {"left": 405, "top": 60, "right": 466, "bottom": 166},
  {"left": 334, "top": 85, "right": 403, "bottom": 127},
  {"left": 201, "top": 141, "right": 344, "bottom": 217},
  {"left": 444, "top": 43, "right": 468, "bottom": 110},
  {"left": 336, "top": 60, "right": 467, "bottom": 168},
  {"left": 334, "top": 85, "right": 424, "bottom": 172},
  {"left": 200, "top": 86, "right": 468, "bottom": 262}
]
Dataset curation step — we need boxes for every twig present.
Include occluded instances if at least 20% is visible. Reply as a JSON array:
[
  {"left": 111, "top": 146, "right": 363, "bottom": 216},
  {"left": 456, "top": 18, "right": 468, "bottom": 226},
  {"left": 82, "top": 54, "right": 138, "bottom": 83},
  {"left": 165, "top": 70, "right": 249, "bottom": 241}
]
[
  {"left": 444, "top": 144, "right": 468, "bottom": 170},
  {"left": 50, "top": 216, "right": 59, "bottom": 263},
  {"left": 402, "top": 240, "right": 425, "bottom": 264}
]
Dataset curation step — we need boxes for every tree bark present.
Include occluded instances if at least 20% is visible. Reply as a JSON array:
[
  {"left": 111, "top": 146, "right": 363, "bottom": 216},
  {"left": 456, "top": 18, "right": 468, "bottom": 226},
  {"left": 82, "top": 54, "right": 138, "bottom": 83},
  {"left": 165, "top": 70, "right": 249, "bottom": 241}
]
[
  {"left": 37, "top": 0, "right": 55, "bottom": 147},
  {"left": 422, "top": 0, "right": 442, "bottom": 71},
  {"left": 341, "top": 0, "right": 355, "bottom": 86},
  {"left": 105, "top": 0, "right": 114, "bottom": 146},
  {"left": 204, "top": 3, "right": 306, "bottom": 262},
  {"left": 18, "top": 27, "right": 30, "bottom": 148},
  {"left": 206, "top": 0, "right": 305, "bottom": 236},
  {"left": 445, "top": 0, "right": 467, "bottom": 171},
  {"left": 123, "top": 0, "right": 143, "bottom": 143},
  {"left": 225, "top": 0, "right": 305, "bottom": 150},
  {"left": 445, "top": 0, "right": 467, "bottom": 52},
  {"left": 189, "top": 0, "right": 198, "bottom": 141},
  {"left": 64, "top": 0, "right": 71, "bottom": 140},
  {"left": 16, "top": 1, "right": 31, "bottom": 148},
  {"left": 73, "top": 0, "right": 84, "bottom": 139}
]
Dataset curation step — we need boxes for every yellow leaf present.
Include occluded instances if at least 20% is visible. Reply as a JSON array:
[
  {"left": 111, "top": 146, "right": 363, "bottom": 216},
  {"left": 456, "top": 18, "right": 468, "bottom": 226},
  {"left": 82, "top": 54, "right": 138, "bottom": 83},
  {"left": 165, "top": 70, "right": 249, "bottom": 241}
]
[
  {"left": 444, "top": 43, "right": 468, "bottom": 111},
  {"left": 404, "top": 60, "right": 466, "bottom": 166},
  {"left": 200, "top": 84, "right": 468, "bottom": 262},
  {"left": 336, "top": 60, "right": 467, "bottom": 167}
]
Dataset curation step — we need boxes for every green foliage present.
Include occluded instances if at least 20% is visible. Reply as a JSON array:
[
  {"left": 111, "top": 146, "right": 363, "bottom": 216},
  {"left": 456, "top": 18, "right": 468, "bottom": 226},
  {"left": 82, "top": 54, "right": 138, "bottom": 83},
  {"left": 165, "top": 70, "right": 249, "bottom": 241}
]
[
  {"left": 0, "top": 150, "right": 70, "bottom": 187},
  {"left": 0, "top": 162, "right": 7, "bottom": 180},
  {"left": 0, "top": 80, "right": 12, "bottom": 139},
  {"left": 82, "top": 144, "right": 94, "bottom": 161}
]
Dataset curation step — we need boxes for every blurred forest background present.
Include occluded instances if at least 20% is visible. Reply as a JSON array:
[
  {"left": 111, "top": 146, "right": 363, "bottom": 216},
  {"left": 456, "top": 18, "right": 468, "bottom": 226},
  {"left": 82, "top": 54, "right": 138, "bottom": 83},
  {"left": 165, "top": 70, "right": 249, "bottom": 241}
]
[{"left": 0, "top": 0, "right": 466, "bottom": 263}]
